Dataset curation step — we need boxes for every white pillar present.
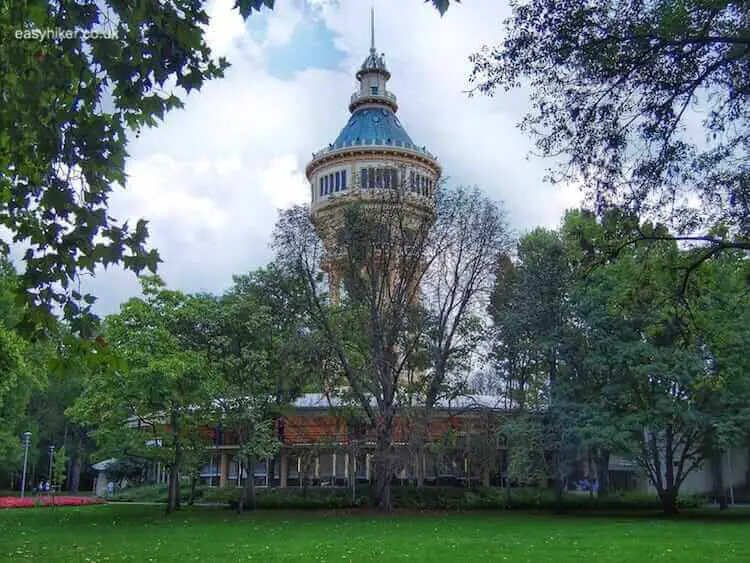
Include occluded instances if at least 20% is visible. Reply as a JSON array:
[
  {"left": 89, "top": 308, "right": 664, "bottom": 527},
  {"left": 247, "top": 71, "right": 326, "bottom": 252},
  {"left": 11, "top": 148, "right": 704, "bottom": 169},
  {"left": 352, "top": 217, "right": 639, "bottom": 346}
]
[
  {"left": 344, "top": 453, "right": 349, "bottom": 479},
  {"left": 332, "top": 453, "right": 337, "bottom": 481},
  {"left": 366, "top": 454, "right": 371, "bottom": 481}
]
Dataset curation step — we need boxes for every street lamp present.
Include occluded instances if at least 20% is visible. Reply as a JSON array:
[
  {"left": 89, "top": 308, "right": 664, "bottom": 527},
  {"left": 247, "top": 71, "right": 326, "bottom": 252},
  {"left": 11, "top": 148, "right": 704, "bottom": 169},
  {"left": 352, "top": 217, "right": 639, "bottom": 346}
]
[
  {"left": 48, "top": 445, "right": 55, "bottom": 488},
  {"left": 20, "top": 432, "right": 31, "bottom": 498}
]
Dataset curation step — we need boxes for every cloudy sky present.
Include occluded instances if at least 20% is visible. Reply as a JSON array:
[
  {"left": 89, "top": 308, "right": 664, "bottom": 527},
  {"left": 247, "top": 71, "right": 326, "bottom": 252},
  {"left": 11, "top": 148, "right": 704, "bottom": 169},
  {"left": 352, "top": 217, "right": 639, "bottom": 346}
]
[{"left": 86, "top": 0, "right": 582, "bottom": 314}]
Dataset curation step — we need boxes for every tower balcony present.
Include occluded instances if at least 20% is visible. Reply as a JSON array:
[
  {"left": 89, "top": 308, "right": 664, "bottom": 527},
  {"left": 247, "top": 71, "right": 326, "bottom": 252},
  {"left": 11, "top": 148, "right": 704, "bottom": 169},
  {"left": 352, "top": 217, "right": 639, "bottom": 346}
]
[
  {"left": 310, "top": 140, "right": 438, "bottom": 162},
  {"left": 349, "top": 91, "right": 398, "bottom": 112}
]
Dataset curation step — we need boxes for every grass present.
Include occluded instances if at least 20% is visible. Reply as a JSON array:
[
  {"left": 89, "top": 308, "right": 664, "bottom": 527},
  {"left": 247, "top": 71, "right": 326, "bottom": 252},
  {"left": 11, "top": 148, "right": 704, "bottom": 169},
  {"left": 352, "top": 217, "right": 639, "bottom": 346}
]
[{"left": 1, "top": 505, "right": 749, "bottom": 562}]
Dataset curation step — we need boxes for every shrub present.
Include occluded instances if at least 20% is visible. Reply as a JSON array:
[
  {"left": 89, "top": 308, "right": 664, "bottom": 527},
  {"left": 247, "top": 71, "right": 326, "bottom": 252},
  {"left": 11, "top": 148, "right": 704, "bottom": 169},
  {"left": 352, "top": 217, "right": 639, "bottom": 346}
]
[
  {"left": 111, "top": 484, "right": 706, "bottom": 511},
  {"left": 109, "top": 483, "right": 207, "bottom": 503}
]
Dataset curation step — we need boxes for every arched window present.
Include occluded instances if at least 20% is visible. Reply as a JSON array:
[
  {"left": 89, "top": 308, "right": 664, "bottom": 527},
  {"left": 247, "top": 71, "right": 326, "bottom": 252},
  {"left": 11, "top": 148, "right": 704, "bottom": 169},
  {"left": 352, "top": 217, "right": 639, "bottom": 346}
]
[
  {"left": 375, "top": 168, "right": 383, "bottom": 189},
  {"left": 360, "top": 169, "right": 367, "bottom": 189},
  {"left": 341, "top": 170, "right": 347, "bottom": 190},
  {"left": 319, "top": 177, "right": 324, "bottom": 197},
  {"left": 410, "top": 171, "right": 416, "bottom": 192},
  {"left": 368, "top": 168, "right": 375, "bottom": 189},
  {"left": 335, "top": 171, "right": 340, "bottom": 192},
  {"left": 324, "top": 175, "right": 328, "bottom": 195}
]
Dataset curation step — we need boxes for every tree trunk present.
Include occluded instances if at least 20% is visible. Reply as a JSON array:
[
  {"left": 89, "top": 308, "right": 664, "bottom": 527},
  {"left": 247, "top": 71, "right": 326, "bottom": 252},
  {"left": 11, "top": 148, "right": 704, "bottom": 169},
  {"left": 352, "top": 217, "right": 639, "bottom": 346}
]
[
  {"left": 188, "top": 474, "right": 197, "bottom": 506},
  {"left": 268, "top": 457, "right": 276, "bottom": 487},
  {"left": 659, "top": 487, "right": 679, "bottom": 515},
  {"left": 415, "top": 410, "right": 428, "bottom": 489},
  {"left": 596, "top": 449, "right": 610, "bottom": 498},
  {"left": 502, "top": 449, "right": 511, "bottom": 504},
  {"left": 416, "top": 445, "right": 425, "bottom": 488},
  {"left": 67, "top": 443, "right": 82, "bottom": 494},
  {"left": 710, "top": 453, "right": 728, "bottom": 510},
  {"left": 238, "top": 455, "right": 256, "bottom": 513},
  {"left": 166, "top": 467, "right": 179, "bottom": 515},
  {"left": 374, "top": 412, "right": 394, "bottom": 512},
  {"left": 167, "top": 407, "right": 182, "bottom": 515},
  {"left": 553, "top": 476, "right": 564, "bottom": 513}
]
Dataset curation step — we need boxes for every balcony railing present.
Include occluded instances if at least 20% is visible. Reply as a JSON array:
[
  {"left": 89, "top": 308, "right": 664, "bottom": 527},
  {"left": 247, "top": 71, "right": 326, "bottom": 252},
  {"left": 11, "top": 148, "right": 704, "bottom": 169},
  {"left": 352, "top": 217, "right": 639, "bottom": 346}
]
[
  {"left": 350, "top": 90, "right": 397, "bottom": 106},
  {"left": 311, "top": 141, "right": 437, "bottom": 160}
]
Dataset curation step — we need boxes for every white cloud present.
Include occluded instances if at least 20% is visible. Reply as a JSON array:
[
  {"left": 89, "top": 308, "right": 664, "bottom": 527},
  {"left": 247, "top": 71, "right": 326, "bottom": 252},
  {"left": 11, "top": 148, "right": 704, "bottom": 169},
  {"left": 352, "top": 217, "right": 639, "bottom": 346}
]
[
  {"left": 204, "top": 0, "right": 248, "bottom": 57},
  {"left": 86, "top": 0, "right": 583, "bottom": 314}
]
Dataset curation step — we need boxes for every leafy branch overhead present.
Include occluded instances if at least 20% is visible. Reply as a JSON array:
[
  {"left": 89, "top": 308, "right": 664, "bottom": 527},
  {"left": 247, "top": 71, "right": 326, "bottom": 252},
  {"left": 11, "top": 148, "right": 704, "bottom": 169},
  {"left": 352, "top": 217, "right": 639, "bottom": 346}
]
[{"left": 470, "top": 0, "right": 749, "bottom": 265}]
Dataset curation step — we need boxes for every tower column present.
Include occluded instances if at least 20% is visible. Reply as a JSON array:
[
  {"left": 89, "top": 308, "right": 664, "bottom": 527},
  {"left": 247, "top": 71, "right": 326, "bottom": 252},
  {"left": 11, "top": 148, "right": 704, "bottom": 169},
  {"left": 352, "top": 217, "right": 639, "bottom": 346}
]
[{"left": 329, "top": 267, "right": 341, "bottom": 304}]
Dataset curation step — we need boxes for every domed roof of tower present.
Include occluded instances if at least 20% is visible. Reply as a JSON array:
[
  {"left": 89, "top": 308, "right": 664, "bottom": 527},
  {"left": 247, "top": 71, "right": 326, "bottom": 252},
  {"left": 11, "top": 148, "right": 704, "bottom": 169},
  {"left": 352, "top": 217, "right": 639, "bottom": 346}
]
[
  {"left": 309, "top": 9, "right": 437, "bottom": 162},
  {"left": 332, "top": 107, "right": 416, "bottom": 150}
]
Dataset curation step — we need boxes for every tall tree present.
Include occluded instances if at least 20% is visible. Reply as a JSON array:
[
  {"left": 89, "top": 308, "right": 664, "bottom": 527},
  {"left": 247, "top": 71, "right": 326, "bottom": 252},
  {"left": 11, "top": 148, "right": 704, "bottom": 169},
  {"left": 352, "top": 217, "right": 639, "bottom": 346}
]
[
  {"left": 70, "top": 277, "right": 217, "bottom": 514},
  {"left": 561, "top": 210, "right": 750, "bottom": 513},
  {"left": 211, "top": 266, "right": 307, "bottom": 512},
  {"left": 273, "top": 185, "right": 504, "bottom": 510},
  {"left": 470, "top": 0, "right": 749, "bottom": 272},
  {"left": 487, "top": 229, "right": 573, "bottom": 501},
  {"left": 0, "top": 258, "right": 48, "bottom": 486},
  {"left": 412, "top": 186, "right": 509, "bottom": 486}
]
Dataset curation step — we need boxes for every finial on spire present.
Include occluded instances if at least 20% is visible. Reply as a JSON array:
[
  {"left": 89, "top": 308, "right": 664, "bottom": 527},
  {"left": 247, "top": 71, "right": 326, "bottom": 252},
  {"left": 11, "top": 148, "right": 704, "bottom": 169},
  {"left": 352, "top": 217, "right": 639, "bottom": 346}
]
[{"left": 370, "top": 7, "right": 376, "bottom": 54}]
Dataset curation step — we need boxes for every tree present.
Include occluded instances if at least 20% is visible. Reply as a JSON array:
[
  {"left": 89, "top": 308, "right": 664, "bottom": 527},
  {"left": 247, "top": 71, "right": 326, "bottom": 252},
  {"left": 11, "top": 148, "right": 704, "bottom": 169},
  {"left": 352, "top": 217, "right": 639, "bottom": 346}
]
[
  {"left": 211, "top": 267, "right": 307, "bottom": 512},
  {"left": 487, "top": 228, "right": 574, "bottom": 502},
  {"left": 0, "top": 258, "right": 47, "bottom": 485},
  {"left": 470, "top": 0, "right": 750, "bottom": 274},
  {"left": 51, "top": 445, "right": 68, "bottom": 492},
  {"left": 70, "top": 277, "right": 217, "bottom": 514},
  {"left": 416, "top": 187, "right": 508, "bottom": 482},
  {"left": 274, "top": 193, "right": 430, "bottom": 511},
  {"left": 273, "top": 184, "right": 505, "bottom": 510},
  {"left": 560, "top": 210, "right": 750, "bottom": 514}
]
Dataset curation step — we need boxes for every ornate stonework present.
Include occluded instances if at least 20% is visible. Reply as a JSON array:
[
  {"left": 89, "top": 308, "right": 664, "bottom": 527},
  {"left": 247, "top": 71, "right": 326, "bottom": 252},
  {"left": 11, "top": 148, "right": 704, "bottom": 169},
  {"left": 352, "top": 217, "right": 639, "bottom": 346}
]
[{"left": 306, "top": 10, "right": 440, "bottom": 303}]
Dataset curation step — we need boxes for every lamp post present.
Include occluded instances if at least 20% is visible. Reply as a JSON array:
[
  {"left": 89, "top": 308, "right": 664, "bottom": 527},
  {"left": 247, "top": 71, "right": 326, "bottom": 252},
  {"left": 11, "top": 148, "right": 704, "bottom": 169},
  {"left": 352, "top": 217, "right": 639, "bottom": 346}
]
[
  {"left": 20, "top": 432, "right": 31, "bottom": 498},
  {"left": 48, "top": 445, "right": 55, "bottom": 488}
]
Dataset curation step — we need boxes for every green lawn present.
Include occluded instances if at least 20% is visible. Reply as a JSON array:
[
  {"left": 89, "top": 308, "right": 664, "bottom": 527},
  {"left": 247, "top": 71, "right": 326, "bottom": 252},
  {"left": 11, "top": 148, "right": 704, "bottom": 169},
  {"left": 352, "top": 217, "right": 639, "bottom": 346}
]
[{"left": 0, "top": 504, "right": 748, "bottom": 562}]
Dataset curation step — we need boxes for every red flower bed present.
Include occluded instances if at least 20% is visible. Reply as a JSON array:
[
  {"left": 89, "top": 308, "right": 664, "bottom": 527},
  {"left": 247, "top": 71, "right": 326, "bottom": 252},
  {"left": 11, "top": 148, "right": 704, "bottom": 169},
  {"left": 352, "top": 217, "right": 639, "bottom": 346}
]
[{"left": 0, "top": 496, "right": 106, "bottom": 509}]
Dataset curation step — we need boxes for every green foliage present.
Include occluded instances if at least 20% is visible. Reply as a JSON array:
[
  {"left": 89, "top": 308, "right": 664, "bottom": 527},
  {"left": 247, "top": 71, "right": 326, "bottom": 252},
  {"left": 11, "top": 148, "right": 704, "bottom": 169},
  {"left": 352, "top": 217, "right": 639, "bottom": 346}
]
[
  {"left": 470, "top": 0, "right": 750, "bottom": 263},
  {"left": 1, "top": 0, "right": 234, "bottom": 331},
  {"left": 559, "top": 210, "right": 750, "bottom": 510},
  {"left": 199, "top": 485, "right": 704, "bottom": 511},
  {"left": 104, "top": 457, "right": 149, "bottom": 484},
  {"left": 110, "top": 482, "right": 208, "bottom": 503},
  {"left": 69, "top": 278, "right": 218, "bottom": 509},
  {"left": 211, "top": 267, "right": 308, "bottom": 475},
  {"left": 0, "top": 258, "right": 48, "bottom": 478},
  {"left": 51, "top": 446, "right": 67, "bottom": 489},
  {"left": 488, "top": 208, "right": 750, "bottom": 512}
]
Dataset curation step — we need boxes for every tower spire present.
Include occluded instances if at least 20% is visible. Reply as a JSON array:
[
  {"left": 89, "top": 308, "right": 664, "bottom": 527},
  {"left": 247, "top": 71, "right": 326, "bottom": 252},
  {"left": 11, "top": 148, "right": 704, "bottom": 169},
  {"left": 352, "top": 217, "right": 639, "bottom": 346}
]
[{"left": 370, "top": 7, "right": 376, "bottom": 54}]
